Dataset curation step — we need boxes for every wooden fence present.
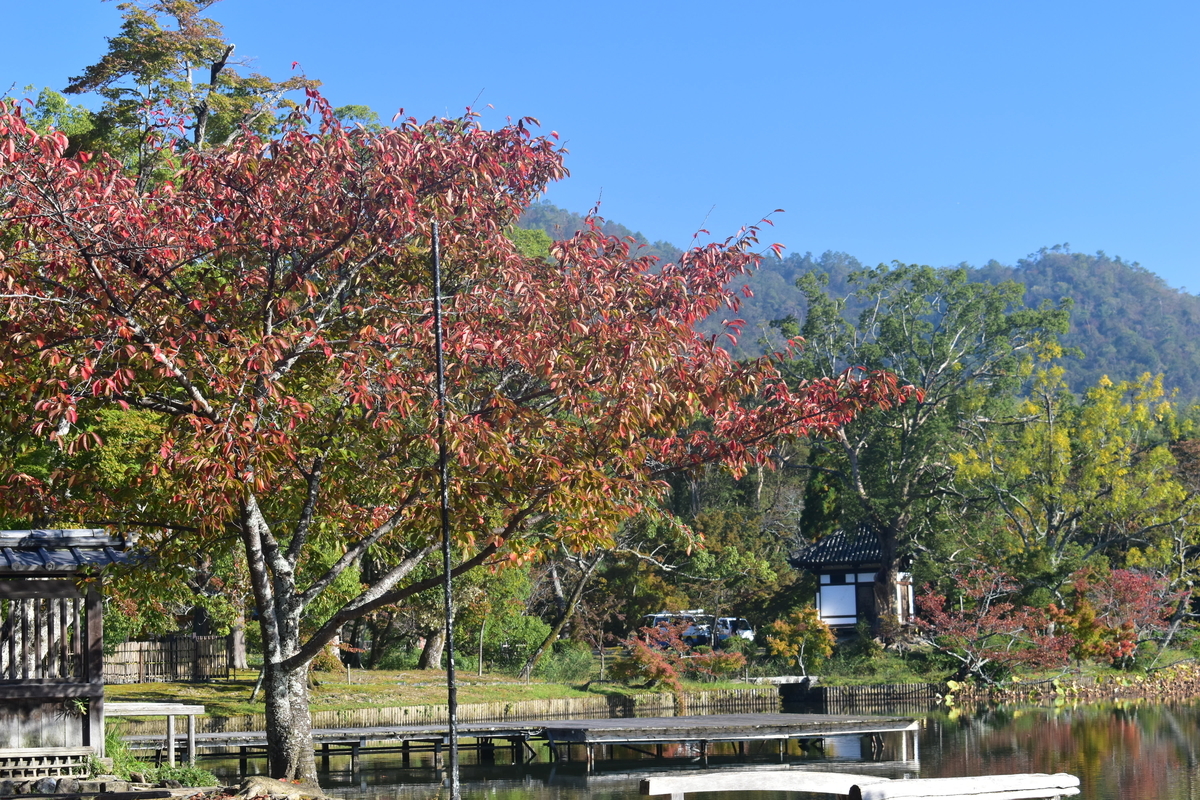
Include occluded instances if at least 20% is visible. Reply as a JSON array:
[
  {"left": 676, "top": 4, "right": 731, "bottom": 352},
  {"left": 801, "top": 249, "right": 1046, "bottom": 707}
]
[
  {"left": 112, "top": 686, "right": 781, "bottom": 736},
  {"left": 105, "top": 636, "right": 230, "bottom": 684},
  {"left": 782, "top": 682, "right": 940, "bottom": 715}
]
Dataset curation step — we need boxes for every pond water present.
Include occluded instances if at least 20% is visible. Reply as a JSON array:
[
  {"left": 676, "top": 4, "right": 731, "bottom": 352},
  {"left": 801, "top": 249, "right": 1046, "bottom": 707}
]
[{"left": 206, "top": 701, "right": 1200, "bottom": 800}]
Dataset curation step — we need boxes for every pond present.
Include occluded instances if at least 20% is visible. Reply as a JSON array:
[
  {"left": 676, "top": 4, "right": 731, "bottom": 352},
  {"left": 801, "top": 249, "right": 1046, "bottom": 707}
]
[{"left": 206, "top": 701, "right": 1200, "bottom": 800}]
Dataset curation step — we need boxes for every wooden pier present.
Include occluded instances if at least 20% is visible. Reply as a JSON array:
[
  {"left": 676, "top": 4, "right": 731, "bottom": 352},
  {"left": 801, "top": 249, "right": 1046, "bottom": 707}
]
[{"left": 123, "top": 712, "right": 919, "bottom": 773}]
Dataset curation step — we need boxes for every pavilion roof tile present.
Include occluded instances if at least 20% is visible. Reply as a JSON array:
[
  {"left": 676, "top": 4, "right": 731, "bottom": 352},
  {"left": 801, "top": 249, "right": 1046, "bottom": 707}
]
[{"left": 790, "top": 524, "right": 882, "bottom": 569}]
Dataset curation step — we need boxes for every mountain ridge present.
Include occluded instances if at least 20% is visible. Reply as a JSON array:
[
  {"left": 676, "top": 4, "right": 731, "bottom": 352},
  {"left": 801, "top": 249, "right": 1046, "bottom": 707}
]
[{"left": 519, "top": 202, "right": 1200, "bottom": 404}]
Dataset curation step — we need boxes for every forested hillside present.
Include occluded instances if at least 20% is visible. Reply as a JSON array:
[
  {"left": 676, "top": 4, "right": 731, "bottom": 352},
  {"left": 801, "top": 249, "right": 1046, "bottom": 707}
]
[
  {"left": 520, "top": 205, "right": 1200, "bottom": 404},
  {"left": 979, "top": 249, "right": 1200, "bottom": 403}
]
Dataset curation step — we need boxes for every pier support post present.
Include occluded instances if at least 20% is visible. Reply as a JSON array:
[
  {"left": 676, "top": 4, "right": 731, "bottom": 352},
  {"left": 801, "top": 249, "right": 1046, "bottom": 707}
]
[
  {"left": 656, "top": 743, "right": 664, "bottom": 758},
  {"left": 586, "top": 743, "right": 594, "bottom": 772},
  {"left": 434, "top": 739, "right": 443, "bottom": 769},
  {"left": 187, "top": 715, "right": 196, "bottom": 766},
  {"left": 402, "top": 740, "right": 410, "bottom": 766},
  {"left": 238, "top": 746, "right": 247, "bottom": 775},
  {"left": 700, "top": 741, "right": 708, "bottom": 766},
  {"left": 166, "top": 715, "right": 176, "bottom": 767},
  {"left": 350, "top": 739, "right": 363, "bottom": 775},
  {"left": 321, "top": 743, "right": 330, "bottom": 772}
]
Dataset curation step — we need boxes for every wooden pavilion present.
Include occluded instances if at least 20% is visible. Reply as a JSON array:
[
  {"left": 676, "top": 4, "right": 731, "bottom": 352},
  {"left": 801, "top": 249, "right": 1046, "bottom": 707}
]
[
  {"left": 0, "top": 529, "right": 136, "bottom": 778},
  {"left": 790, "top": 525, "right": 914, "bottom": 629}
]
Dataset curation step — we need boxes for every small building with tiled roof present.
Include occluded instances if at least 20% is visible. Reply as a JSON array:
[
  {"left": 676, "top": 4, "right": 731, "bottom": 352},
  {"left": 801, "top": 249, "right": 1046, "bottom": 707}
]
[
  {"left": 0, "top": 529, "right": 137, "bottom": 778},
  {"left": 790, "top": 524, "right": 913, "bottom": 629}
]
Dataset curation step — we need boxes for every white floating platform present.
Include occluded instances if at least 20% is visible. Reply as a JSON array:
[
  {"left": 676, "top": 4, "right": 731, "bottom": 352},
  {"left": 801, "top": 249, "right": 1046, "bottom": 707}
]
[{"left": 641, "top": 769, "right": 1081, "bottom": 800}]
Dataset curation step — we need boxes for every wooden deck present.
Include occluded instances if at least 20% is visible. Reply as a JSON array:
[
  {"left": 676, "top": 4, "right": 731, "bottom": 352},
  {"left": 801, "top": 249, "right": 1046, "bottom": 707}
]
[
  {"left": 123, "top": 712, "right": 918, "bottom": 772},
  {"left": 535, "top": 713, "right": 917, "bottom": 744}
]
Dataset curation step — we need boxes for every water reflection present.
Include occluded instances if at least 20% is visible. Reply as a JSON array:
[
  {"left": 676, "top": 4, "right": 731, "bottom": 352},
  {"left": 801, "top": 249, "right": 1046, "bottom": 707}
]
[
  {"left": 921, "top": 701, "right": 1200, "bottom": 800},
  {"left": 203, "top": 700, "right": 1200, "bottom": 800}
]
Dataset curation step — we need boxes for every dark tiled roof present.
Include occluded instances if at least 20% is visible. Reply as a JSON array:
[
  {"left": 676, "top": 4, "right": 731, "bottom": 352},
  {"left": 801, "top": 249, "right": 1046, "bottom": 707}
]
[
  {"left": 790, "top": 524, "right": 882, "bottom": 569},
  {"left": 0, "top": 529, "right": 138, "bottom": 574}
]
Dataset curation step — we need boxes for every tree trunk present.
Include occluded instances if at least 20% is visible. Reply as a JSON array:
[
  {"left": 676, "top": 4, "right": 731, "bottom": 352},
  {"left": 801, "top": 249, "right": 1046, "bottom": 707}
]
[
  {"left": 872, "top": 525, "right": 902, "bottom": 638},
  {"left": 417, "top": 627, "right": 446, "bottom": 669},
  {"left": 192, "top": 605, "right": 212, "bottom": 636},
  {"left": 229, "top": 623, "right": 249, "bottom": 670},
  {"left": 366, "top": 610, "right": 400, "bottom": 669},
  {"left": 345, "top": 620, "right": 365, "bottom": 669},
  {"left": 241, "top": 496, "right": 317, "bottom": 783},
  {"left": 520, "top": 553, "right": 603, "bottom": 679},
  {"left": 548, "top": 563, "right": 566, "bottom": 613},
  {"left": 229, "top": 603, "right": 249, "bottom": 670},
  {"left": 1155, "top": 586, "right": 1193, "bottom": 662},
  {"left": 261, "top": 656, "right": 317, "bottom": 783}
]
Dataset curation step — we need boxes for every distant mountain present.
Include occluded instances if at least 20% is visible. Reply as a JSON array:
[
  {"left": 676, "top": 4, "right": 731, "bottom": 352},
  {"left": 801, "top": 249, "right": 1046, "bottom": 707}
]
[
  {"left": 979, "top": 248, "right": 1200, "bottom": 403},
  {"left": 519, "top": 204, "right": 1200, "bottom": 405},
  {"left": 519, "top": 201, "right": 682, "bottom": 263}
]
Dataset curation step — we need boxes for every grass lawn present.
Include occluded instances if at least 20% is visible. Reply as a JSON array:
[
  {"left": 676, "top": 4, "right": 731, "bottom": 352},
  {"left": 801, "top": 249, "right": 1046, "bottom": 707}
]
[
  {"left": 104, "top": 669, "right": 751, "bottom": 717},
  {"left": 105, "top": 669, "right": 596, "bottom": 716}
]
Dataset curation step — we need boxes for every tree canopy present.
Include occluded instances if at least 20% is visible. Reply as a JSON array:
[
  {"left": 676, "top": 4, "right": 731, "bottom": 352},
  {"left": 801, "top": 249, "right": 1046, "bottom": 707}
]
[{"left": 0, "top": 80, "right": 909, "bottom": 777}]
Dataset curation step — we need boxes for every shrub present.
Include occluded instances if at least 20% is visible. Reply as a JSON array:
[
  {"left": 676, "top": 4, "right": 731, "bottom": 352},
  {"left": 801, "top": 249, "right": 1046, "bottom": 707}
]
[
  {"left": 1050, "top": 567, "right": 1177, "bottom": 669},
  {"left": 611, "top": 640, "right": 685, "bottom": 700},
  {"left": 916, "top": 566, "right": 1071, "bottom": 683},
  {"left": 535, "top": 640, "right": 595, "bottom": 683},
  {"left": 684, "top": 649, "right": 746, "bottom": 681},
  {"left": 484, "top": 615, "right": 553, "bottom": 672},
  {"left": 765, "top": 607, "right": 835, "bottom": 675},
  {"left": 145, "top": 763, "right": 220, "bottom": 787},
  {"left": 95, "top": 724, "right": 218, "bottom": 787},
  {"left": 310, "top": 642, "right": 344, "bottom": 673}
]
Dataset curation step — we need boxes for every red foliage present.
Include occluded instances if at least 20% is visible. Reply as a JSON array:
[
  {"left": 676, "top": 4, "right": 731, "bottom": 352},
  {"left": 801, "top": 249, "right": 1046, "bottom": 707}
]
[
  {"left": 916, "top": 567, "right": 1072, "bottom": 681},
  {"left": 0, "top": 91, "right": 907, "bottom": 777},
  {"left": 613, "top": 621, "right": 745, "bottom": 703},
  {"left": 1051, "top": 568, "right": 1176, "bottom": 665}
]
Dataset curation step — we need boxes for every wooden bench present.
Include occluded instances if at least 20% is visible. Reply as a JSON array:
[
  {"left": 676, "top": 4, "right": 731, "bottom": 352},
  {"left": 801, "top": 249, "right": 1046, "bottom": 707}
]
[{"left": 104, "top": 702, "right": 205, "bottom": 766}]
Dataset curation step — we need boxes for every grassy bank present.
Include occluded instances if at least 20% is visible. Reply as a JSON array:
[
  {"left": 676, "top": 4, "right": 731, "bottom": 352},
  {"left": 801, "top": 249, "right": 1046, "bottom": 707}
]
[{"left": 104, "top": 668, "right": 754, "bottom": 717}]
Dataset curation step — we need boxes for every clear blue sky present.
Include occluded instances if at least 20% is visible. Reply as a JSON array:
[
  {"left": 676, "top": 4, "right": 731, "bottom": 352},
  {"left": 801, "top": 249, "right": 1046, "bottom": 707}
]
[{"left": 4, "top": 1, "right": 1198, "bottom": 292}]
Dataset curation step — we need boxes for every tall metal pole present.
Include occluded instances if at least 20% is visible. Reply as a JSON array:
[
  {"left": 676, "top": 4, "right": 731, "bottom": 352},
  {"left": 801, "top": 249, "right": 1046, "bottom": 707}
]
[{"left": 431, "top": 221, "right": 460, "bottom": 797}]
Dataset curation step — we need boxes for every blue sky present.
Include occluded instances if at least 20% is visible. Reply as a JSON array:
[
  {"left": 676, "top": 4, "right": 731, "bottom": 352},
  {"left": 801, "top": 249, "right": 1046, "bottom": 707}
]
[{"left": 4, "top": 1, "right": 1198, "bottom": 292}]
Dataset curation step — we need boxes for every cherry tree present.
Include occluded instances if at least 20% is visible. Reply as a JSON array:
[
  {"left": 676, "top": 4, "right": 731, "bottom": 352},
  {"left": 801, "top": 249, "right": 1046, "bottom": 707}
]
[{"left": 0, "top": 95, "right": 909, "bottom": 780}]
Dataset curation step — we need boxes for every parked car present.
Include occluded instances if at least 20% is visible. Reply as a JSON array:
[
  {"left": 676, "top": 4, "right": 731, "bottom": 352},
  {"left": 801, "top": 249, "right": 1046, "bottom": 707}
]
[
  {"left": 641, "top": 610, "right": 712, "bottom": 647},
  {"left": 714, "top": 616, "right": 755, "bottom": 643}
]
